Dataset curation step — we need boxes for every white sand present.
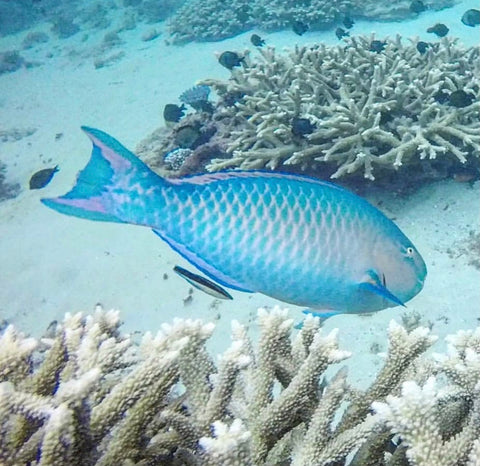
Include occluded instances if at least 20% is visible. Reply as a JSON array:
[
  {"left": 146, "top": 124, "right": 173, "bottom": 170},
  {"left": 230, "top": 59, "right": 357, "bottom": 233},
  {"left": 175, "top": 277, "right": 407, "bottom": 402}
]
[{"left": 0, "top": 0, "right": 478, "bottom": 387}]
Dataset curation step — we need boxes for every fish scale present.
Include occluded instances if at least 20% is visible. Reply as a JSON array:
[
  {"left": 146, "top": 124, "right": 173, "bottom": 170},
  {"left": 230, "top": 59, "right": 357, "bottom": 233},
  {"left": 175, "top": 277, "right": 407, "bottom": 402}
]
[
  {"left": 42, "top": 127, "right": 427, "bottom": 314},
  {"left": 158, "top": 175, "right": 384, "bottom": 308}
]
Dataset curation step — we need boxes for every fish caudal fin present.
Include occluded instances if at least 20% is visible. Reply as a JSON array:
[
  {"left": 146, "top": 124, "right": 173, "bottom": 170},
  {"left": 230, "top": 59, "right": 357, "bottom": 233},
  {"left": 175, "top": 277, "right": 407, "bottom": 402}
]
[{"left": 41, "top": 127, "right": 156, "bottom": 223}]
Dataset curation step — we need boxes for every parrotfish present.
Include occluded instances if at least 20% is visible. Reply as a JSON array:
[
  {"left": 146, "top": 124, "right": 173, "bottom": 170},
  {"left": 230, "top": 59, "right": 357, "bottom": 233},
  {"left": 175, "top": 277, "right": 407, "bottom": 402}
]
[{"left": 42, "top": 128, "right": 427, "bottom": 314}]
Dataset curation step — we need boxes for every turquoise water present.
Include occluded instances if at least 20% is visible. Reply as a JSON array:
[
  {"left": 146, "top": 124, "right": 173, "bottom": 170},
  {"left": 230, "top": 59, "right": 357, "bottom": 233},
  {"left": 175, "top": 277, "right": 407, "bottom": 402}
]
[{"left": 0, "top": 0, "right": 479, "bottom": 405}]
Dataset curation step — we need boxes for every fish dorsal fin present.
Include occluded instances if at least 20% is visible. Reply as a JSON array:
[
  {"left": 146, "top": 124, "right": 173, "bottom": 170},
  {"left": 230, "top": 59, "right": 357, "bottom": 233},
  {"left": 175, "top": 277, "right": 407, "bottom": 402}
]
[
  {"left": 170, "top": 170, "right": 349, "bottom": 195},
  {"left": 358, "top": 270, "right": 405, "bottom": 307},
  {"left": 152, "top": 229, "right": 253, "bottom": 293}
]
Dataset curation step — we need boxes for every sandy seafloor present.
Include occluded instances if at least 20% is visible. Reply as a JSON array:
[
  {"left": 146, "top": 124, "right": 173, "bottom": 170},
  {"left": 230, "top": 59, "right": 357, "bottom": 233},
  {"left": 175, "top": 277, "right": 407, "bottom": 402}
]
[{"left": 0, "top": 0, "right": 479, "bottom": 389}]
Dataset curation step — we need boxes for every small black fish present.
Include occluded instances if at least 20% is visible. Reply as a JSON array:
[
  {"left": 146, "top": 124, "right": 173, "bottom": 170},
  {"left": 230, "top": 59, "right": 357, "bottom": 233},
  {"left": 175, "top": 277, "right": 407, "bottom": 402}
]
[
  {"left": 235, "top": 5, "right": 250, "bottom": 23},
  {"left": 291, "top": 117, "right": 315, "bottom": 137},
  {"left": 343, "top": 15, "right": 354, "bottom": 29},
  {"left": 369, "top": 40, "right": 387, "bottom": 53},
  {"left": 386, "top": 434, "right": 402, "bottom": 454},
  {"left": 416, "top": 41, "right": 430, "bottom": 54},
  {"left": 29, "top": 166, "right": 58, "bottom": 190},
  {"left": 448, "top": 90, "right": 475, "bottom": 108},
  {"left": 218, "top": 51, "right": 244, "bottom": 70},
  {"left": 163, "top": 103, "right": 186, "bottom": 123},
  {"left": 250, "top": 34, "right": 265, "bottom": 47},
  {"left": 379, "top": 111, "right": 394, "bottom": 126},
  {"left": 174, "top": 124, "right": 201, "bottom": 149},
  {"left": 335, "top": 27, "right": 349, "bottom": 40},
  {"left": 410, "top": 0, "right": 426, "bottom": 14},
  {"left": 292, "top": 20, "right": 309, "bottom": 36},
  {"left": 427, "top": 23, "right": 449, "bottom": 37},
  {"left": 173, "top": 265, "right": 233, "bottom": 300},
  {"left": 433, "top": 90, "right": 450, "bottom": 104},
  {"left": 461, "top": 9, "right": 480, "bottom": 27}
]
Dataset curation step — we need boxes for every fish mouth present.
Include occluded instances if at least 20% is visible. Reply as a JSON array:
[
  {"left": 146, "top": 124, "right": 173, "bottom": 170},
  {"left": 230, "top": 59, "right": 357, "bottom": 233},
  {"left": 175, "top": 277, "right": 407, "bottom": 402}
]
[{"left": 415, "top": 275, "right": 426, "bottom": 293}]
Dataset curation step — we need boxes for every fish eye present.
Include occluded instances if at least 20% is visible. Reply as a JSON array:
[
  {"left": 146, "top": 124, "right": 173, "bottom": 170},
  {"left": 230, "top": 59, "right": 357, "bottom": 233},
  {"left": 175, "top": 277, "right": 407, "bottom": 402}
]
[{"left": 406, "top": 247, "right": 415, "bottom": 256}]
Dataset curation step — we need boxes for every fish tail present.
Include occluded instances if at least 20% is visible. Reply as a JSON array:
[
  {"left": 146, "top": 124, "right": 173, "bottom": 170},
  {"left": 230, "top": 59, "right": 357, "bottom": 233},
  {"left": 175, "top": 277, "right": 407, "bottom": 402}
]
[{"left": 41, "top": 127, "right": 164, "bottom": 223}]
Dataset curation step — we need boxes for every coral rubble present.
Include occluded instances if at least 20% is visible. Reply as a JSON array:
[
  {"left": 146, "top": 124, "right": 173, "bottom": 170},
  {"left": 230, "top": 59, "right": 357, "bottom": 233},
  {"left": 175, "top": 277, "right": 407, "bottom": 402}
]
[
  {"left": 141, "top": 36, "right": 479, "bottom": 182},
  {"left": 1, "top": 305, "right": 479, "bottom": 465},
  {"left": 0, "top": 162, "right": 21, "bottom": 203}
]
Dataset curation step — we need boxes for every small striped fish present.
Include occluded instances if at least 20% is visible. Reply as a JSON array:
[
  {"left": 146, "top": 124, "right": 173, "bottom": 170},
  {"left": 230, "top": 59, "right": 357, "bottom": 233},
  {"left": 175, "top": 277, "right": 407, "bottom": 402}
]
[{"left": 42, "top": 128, "right": 426, "bottom": 314}]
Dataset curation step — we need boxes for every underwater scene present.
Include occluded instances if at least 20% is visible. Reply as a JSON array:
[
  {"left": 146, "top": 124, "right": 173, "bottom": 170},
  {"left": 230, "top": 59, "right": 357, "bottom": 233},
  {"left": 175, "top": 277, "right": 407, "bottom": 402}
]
[{"left": 0, "top": 0, "right": 479, "bottom": 464}]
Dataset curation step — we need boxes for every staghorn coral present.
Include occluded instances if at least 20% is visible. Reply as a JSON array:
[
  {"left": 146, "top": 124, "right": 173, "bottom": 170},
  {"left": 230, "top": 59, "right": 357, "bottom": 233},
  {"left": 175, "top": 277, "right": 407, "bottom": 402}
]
[
  {"left": 167, "top": 0, "right": 255, "bottom": 43},
  {"left": 197, "top": 35, "right": 480, "bottom": 180},
  {"left": 166, "top": 0, "right": 455, "bottom": 43},
  {"left": 0, "top": 305, "right": 479, "bottom": 465},
  {"left": 372, "top": 327, "right": 480, "bottom": 466},
  {"left": 167, "top": 0, "right": 353, "bottom": 43}
]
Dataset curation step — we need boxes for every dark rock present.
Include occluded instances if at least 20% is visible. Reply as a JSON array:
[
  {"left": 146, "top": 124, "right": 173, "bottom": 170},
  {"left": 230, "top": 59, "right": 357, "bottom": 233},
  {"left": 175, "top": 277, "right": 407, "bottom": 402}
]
[
  {"left": 22, "top": 31, "right": 49, "bottom": 50},
  {"left": 0, "top": 50, "right": 25, "bottom": 75},
  {"left": 51, "top": 17, "right": 80, "bottom": 39}
]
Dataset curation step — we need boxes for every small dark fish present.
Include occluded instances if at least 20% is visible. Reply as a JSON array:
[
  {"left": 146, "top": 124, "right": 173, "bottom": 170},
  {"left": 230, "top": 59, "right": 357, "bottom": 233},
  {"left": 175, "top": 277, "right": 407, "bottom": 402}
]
[
  {"left": 386, "top": 435, "right": 402, "bottom": 454},
  {"left": 335, "top": 27, "right": 349, "bottom": 40},
  {"left": 223, "top": 90, "right": 245, "bottom": 106},
  {"left": 448, "top": 90, "right": 475, "bottom": 108},
  {"left": 174, "top": 124, "right": 201, "bottom": 149},
  {"left": 291, "top": 117, "right": 315, "bottom": 136},
  {"left": 218, "top": 51, "right": 244, "bottom": 70},
  {"left": 292, "top": 21, "right": 309, "bottom": 36},
  {"left": 29, "top": 166, "right": 58, "bottom": 190},
  {"left": 250, "top": 34, "right": 265, "bottom": 47},
  {"left": 173, "top": 265, "right": 233, "bottom": 300},
  {"left": 416, "top": 41, "right": 430, "bottom": 54},
  {"left": 379, "top": 111, "right": 394, "bottom": 126},
  {"left": 410, "top": 0, "right": 426, "bottom": 14},
  {"left": 369, "top": 40, "right": 387, "bottom": 53},
  {"left": 427, "top": 23, "right": 449, "bottom": 37},
  {"left": 343, "top": 15, "right": 354, "bottom": 29},
  {"left": 163, "top": 103, "right": 186, "bottom": 123},
  {"left": 235, "top": 5, "right": 250, "bottom": 23},
  {"left": 433, "top": 90, "right": 450, "bottom": 104},
  {"left": 461, "top": 9, "right": 480, "bottom": 27}
]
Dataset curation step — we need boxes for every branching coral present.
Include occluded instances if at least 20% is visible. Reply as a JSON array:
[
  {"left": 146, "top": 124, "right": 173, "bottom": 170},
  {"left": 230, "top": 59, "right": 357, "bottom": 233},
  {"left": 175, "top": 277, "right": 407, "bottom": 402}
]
[
  {"left": 166, "top": 0, "right": 455, "bottom": 43},
  {"left": 167, "top": 0, "right": 351, "bottom": 43},
  {"left": 1, "top": 306, "right": 479, "bottom": 465},
  {"left": 197, "top": 36, "right": 479, "bottom": 180},
  {"left": 371, "top": 328, "right": 480, "bottom": 466}
]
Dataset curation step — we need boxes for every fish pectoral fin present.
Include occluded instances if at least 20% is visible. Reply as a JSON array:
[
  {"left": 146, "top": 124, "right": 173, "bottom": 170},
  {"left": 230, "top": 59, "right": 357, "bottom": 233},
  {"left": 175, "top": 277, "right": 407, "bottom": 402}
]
[{"left": 359, "top": 270, "right": 405, "bottom": 307}]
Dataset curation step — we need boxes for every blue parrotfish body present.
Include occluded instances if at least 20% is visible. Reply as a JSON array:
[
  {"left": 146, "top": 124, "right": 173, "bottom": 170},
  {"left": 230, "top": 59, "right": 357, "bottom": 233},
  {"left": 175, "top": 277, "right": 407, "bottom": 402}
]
[{"left": 42, "top": 127, "right": 427, "bottom": 314}]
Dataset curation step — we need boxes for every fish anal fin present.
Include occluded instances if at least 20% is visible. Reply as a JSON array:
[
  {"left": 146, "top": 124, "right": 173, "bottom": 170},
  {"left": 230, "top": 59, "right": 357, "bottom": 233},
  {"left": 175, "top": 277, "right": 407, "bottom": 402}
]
[{"left": 152, "top": 229, "right": 253, "bottom": 293}]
